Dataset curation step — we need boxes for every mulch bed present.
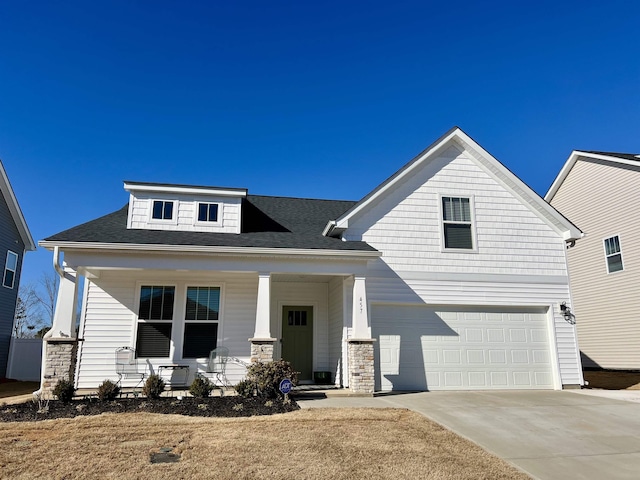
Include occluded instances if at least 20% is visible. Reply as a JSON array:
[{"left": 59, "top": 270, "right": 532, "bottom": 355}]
[{"left": 0, "top": 395, "right": 299, "bottom": 422}]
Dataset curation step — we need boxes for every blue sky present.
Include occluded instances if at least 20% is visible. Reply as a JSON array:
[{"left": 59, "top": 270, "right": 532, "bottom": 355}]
[{"left": 1, "top": 0, "right": 639, "bottom": 286}]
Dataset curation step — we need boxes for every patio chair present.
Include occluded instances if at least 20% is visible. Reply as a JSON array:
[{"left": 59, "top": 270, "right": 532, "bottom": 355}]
[
  {"left": 206, "top": 346, "right": 232, "bottom": 389},
  {"left": 115, "top": 347, "right": 145, "bottom": 394}
]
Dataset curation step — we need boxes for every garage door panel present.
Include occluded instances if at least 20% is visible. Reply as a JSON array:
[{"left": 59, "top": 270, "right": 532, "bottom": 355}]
[{"left": 373, "top": 305, "right": 554, "bottom": 391}]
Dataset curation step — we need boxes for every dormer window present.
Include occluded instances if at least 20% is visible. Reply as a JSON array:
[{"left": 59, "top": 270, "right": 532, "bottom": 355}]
[
  {"left": 152, "top": 200, "right": 174, "bottom": 220},
  {"left": 198, "top": 203, "right": 219, "bottom": 223}
]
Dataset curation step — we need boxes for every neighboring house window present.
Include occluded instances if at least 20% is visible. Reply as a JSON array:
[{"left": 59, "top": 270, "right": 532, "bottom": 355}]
[
  {"left": 604, "top": 236, "right": 624, "bottom": 273},
  {"left": 197, "top": 203, "right": 219, "bottom": 223},
  {"left": 136, "top": 286, "right": 175, "bottom": 357},
  {"left": 3, "top": 251, "right": 18, "bottom": 289},
  {"left": 442, "top": 196, "right": 474, "bottom": 250},
  {"left": 152, "top": 200, "right": 174, "bottom": 220},
  {"left": 183, "top": 286, "right": 220, "bottom": 358}
]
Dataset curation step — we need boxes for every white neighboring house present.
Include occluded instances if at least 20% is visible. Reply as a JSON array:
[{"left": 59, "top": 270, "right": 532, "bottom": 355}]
[
  {"left": 546, "top": 150, "right": 640, "bottom": 370},
  {"left": 39, "top": 127, "right": 584, "bottom": 394}
]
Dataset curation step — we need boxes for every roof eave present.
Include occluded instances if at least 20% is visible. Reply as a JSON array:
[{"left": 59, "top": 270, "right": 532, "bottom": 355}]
[
  {"left": 0, "top": 160, "right": 36, "bottom": 251},
  {"left": 38, "top": 240, "right": 381, "bottom": 259}
]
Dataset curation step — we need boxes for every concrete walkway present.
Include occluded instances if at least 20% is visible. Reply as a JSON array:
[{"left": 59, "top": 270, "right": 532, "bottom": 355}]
[{"left": 297, "top": 390, "right": 640, "bottom": 480}]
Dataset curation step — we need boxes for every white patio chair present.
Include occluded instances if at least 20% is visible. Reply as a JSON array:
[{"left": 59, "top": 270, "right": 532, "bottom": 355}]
[
  {"left": 206, "top": 346, "right": 231, "bottom": 389},
  {"left": 115, "top": 347, "right": 145, "bottom": 394}
]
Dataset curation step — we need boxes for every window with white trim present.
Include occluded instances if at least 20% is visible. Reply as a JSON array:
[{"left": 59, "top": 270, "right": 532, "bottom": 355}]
[
  {"left": 183, "top": 286, "right": 220, "bottom": 358},
  {"left": 135, "top": 286, "right": 174, "bottom": 357},
  {"left": 604, "top": 235, "right": 624, "bottom": 273},
  {"left": 3, "top": 251, "right": 18, "bottom": 289},
  {"left": 197, "top": 203, "right": 219, "bottom": 223},
  {"left": 442, "top": 196, "right": 474, "bottom": 250},
  {"left": 151, "top": 200, "right": 174, "bottom": 220}
]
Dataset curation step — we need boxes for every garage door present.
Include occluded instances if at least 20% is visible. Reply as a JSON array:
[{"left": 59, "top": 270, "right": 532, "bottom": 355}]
[{"left": 372, "top": 305, "right": 554, "bottom": 391}]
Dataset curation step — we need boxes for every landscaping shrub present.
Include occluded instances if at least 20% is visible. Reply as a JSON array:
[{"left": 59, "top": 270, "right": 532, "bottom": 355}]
[
  {"left": 96, "top": 380, "right": 120, "bottom": 401},
  {"left": 236, "top": 360, "right": 298, "bottom": 399},
  {"left": 234, "top": 379, "right": 256, "bottom": 397},
  {"left": 189, "top": 375, "right": 215, "bottom": 398},
  {"left": 142, "top": 374, "right": 165, "bottom": 399},
  {"left": 52, "top": 379, "right": 76, "bottom": 403}
]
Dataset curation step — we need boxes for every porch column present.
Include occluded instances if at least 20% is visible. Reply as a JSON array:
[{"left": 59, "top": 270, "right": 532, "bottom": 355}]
[
  {"left": 40, "top": 269, "right": 79, "bottom": 395},
  {"left": 249, "top": 272, "right": 276, "bottom": 363},
  {"left": 347, "top": 275, "right": 375, "bottom": 395}
]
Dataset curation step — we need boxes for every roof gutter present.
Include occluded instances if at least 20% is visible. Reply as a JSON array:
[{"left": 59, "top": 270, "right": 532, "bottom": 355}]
[{"left": 39, "top": 240, "right": 381, "bottom": 259}]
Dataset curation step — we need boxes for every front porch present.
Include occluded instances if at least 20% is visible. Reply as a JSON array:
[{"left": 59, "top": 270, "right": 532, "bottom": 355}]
[{"left": 40, "top": 257, "right": 377, "bottom": 396}]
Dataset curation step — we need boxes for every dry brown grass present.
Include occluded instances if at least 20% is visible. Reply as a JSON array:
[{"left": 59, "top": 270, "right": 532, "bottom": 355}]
[
  {"left": 0, "top": 408, "right": 528, "bottom": 479},
  {"left": 584, "top": 370, "right": 640, "bottom": 390}
]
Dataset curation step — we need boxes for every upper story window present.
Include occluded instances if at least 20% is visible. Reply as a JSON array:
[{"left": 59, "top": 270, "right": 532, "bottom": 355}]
[
  {"left": 197, "top": 203, "right": 219, "bottom": 223},
  {"left": 3, "top": 251, "right": 18, "bottom": 289},
  {"left": 152, "top": 200, "right": 174, "bottom": 220},
  {"left": 135, "top": 285, "right": 175, "bottom": 357},
  {"left": 604, "top": 235, "right": 624, "bottom": 273},
  {"left": 442, "top": 196, "right": 474, "bottom": 250}
]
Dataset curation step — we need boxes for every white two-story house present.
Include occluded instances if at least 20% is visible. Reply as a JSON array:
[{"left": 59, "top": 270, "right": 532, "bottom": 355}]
[{"left": 39, "top": 127, "right": 584, "bottom": 394}]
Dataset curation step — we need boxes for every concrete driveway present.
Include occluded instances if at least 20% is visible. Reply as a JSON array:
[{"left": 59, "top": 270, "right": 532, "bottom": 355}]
[{"left": 297, "top": 390, "right": 640, "bottom": 479}]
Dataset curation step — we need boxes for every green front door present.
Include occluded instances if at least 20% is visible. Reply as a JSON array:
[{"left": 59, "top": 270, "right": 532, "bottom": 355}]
[{"left": 281, "top": 306, "right": 313, "bottom": 381}]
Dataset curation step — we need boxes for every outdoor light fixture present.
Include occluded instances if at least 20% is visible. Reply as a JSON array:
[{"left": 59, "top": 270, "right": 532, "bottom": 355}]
[{"left": 560, "top": 302, "right": 575, "bottom": 324}]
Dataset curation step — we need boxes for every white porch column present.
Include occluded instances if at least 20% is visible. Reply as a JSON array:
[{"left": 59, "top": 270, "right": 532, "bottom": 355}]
[
  {"left": 351, "top": 275, "right": 371, "bottom": 339},
  {"left": 49, "top": 271, "right": 79, "bottom": 339},
  {"left": 347, "top": 275, "right": 375, "bottom": 395},
  {"left": 40, "top": 269, "right": 79, "bottom": 395},
  {"left": 250, "top": 272, "right": 276, "bottom": 363}
]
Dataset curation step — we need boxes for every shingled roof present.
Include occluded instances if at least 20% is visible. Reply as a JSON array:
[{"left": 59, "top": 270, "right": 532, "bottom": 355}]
[
  {"left": 43, "top": 194, "right": 377, "bottom": 252},
  {"left": 582, "top": 151, "right": 640, "bottom": 163}
]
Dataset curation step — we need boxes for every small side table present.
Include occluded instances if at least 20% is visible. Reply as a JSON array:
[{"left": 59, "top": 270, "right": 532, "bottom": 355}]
[{"left": 158, "top": 364, "right": 190, "bottom": 388}]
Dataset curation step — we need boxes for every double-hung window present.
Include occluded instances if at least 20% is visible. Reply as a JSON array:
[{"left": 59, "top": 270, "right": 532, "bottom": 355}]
[
  {"left": 604, "top": 235, "right": 624, "bottom": 273},
  {"left": 183, "top": 286, "right": 220, "bottom": 358},
  {"left": 152, "top": 200, "right": 174, "bottom": 220},
  {"left": 135, "top": 286, "right": 175, "bottom": 357},
  {"left": 442, "top": 196, "right": 474, "bottom": 250},
  {"left": 3, "top": 251, "right": 18, "bottom": 289},
  {"left": 197, "top": 203, "right": 219, "bottom": 223}
]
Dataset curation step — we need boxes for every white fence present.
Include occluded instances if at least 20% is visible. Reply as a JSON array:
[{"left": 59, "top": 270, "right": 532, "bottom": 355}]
[{"left": 7, "top": 338, "right": 42, "bottom": 382}]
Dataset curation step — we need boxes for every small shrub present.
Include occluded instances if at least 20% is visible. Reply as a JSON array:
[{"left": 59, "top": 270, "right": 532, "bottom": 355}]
[
  {"left": 52, "top": 379, "right": 76, "bottom": 403},
  {"left": 232, "top": 403, "right": 244, "bottom": 411},
  {"left": 239, "top": 360, "right": 298, "bottom": 399},
  {"left": 96, "top": 380, "right": 120, "bottom": 401},
  {"left": 189, "top": 376, "right": 215, "bottom": 398},
  {"left": 234, "top": 379, "right": 256, "bottom": 398},
  {"left": 142, "top": 374, "right": 165, "bottom": 399}
]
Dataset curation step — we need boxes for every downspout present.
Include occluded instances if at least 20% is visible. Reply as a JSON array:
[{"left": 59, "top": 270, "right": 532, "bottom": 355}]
[{"left": 33, "top": 246, "right": 65, "bottom": 397}]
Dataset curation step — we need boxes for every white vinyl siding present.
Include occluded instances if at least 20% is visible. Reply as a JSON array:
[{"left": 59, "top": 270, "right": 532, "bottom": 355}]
[
  {"left": 550, "top": 157, "right": 640, "bottom": 369},
  {"left": 75, "top": 271, "right": 257, "bottom": 389},
  {"left": 328, "top": 277, "right": 345, "bottom": 386}
]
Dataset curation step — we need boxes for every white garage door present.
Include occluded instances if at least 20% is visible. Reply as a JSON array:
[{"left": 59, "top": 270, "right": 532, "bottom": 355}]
[{"left": 372, "top": 305, "right": 555, "bottom": 391}]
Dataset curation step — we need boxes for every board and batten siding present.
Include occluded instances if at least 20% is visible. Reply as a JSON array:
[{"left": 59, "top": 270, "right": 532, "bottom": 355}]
[
  {"left": 127, "top": 192, "right": 241, "bottom": 234},
  {"left": 75, "top": 270, "right": 257, "bottom": 389},
  {"left": 344, "top": 147, "right": 581, "bottom": 386},
  {"left": 0, "top": 189, "right": 25, "bottom": 377},
  {"left": 550, "top": 158, "right": 640, "bottom": 369}
]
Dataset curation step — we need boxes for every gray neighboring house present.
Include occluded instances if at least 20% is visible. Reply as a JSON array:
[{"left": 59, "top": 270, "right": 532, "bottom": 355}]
[
  {"left": 546, "top": 150, "right": 640, "bottom": 370},
  {"left": 0, "top": 159, "right": 35, "bottom": 377}
]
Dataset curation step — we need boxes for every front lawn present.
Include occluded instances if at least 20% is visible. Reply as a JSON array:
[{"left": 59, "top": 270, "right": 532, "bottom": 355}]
[{"left": 0, "top": 408, "right": 529, "bottom": 479}]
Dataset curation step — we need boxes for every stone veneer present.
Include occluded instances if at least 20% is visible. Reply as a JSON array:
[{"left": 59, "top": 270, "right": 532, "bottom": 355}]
[
  {"left": 347, "top": 339, "right": 375, "bottom": 395},
  {"left": 249, "top": 339, "right": 276, "bottom": 363},
  {"left": 42, "top": 338, "right": 78, "bottom": 394}
]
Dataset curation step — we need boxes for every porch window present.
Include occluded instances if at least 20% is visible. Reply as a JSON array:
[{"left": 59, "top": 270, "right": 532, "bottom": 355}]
[
  {"left": 2, "top": 251, "right": 18, "bottom": 289},
  {"left": 183, "top": 286, "right": 220, "bottom": 358},
  {"left": 135, "top": 286, "right": 175, "bottom": 357}
]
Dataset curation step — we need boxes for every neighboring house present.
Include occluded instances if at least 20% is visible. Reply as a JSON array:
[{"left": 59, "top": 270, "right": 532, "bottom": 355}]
[
  {"left": 546, "top": 150, "right": 640, "bottom": 370},
  {"left": 39, "top": 127, "right": 584, "bottom": 394},
  {"left": 0, "top": 159, "right": 35, "bottom": 377}
]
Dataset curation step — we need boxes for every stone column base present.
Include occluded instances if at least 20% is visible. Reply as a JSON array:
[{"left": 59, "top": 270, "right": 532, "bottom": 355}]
[
  {"left": 347, "top": 338, "right": 376, "bottom": 396},
  {"left": 249, "top": 338, "right": 277, "bottom": 363},
  {"left": 42, "top": 338, "right": 78, "bottom": 395}
]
